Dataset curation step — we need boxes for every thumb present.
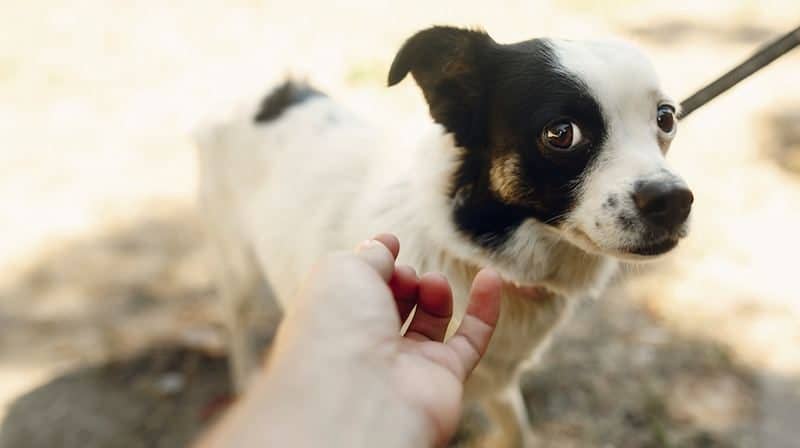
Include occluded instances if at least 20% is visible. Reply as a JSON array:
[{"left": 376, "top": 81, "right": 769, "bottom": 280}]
[{"left": 353, "top": 236, "right": 397, "bottom": 282}]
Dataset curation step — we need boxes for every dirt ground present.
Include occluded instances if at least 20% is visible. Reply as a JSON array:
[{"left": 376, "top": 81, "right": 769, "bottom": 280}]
[{"left": 1, "top": 1, "right": 799, "bottom": 447}]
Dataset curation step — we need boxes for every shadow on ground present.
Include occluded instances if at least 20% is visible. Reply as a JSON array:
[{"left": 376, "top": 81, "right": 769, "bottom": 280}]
[
  {"left": 521, "top": 296, "right": 759, "bottom": 448},
  {"left": 0, "top": 348, "right": 231, "bottom": 448},
  {"left": 0, "top": 206, "right": 222, "bottom": 368}
]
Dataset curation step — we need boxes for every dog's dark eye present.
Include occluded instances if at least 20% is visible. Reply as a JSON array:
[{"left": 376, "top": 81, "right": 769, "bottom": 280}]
[
  {"left": 542, "top": 121, "right": 583, "bottom": 151},
  {"left": 657, "top": 104, "right": 676, "bottom": 134}
]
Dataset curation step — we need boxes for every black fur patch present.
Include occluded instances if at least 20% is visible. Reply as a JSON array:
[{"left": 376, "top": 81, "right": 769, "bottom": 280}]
[
  {"left": 254, "top": 80, "right": 324, "bottom": 124},
  {"left": 389, "top": 27, "right": 608, "bottom": 249}
]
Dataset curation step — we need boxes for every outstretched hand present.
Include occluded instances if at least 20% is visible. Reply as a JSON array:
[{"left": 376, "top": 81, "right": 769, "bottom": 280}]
[
  {"left": 352, "top": 234, "right": 502, "bottom": 444},
  {"left": 199, "top": 234, "right": 502, "bottom": 448}
]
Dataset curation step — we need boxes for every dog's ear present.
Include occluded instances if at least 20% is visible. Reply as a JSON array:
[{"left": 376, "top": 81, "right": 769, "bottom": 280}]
[{"left": 388, "top": 26, "right": 495, "bottom": 146}]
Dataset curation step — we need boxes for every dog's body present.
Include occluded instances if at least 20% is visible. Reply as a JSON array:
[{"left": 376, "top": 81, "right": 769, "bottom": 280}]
[{"left": 197, "top": 27, "right": 692, "bottom": 446}]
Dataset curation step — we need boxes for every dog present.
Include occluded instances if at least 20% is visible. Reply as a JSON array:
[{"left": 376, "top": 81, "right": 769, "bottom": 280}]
[{"left": 196, "top": 26, "right": 692, "bottom": 446}]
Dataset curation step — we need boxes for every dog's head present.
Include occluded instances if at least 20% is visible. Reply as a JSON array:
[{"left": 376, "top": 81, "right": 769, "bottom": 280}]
[{"left": 389, "top": 27, "right": 692, "bottom": 263}]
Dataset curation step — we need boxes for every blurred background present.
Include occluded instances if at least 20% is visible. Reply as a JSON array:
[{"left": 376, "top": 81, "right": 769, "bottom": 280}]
[{"left": 1, "top": 0, "right": 799, "bottom": 446}]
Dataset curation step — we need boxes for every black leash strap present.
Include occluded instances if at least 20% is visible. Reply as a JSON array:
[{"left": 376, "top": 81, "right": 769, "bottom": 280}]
[{"left": 678, "top": 24, "right": 800, "bottom": 119}]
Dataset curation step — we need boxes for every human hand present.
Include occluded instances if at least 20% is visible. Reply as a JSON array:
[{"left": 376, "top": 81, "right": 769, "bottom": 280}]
[{"left": 199, "top": 234, "right": 502, "bottom": 448}]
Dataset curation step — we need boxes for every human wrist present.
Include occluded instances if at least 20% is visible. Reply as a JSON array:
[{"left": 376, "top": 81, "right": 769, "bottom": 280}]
[{"left": 257, "top": 352, "right": 435, "bottom": 448}]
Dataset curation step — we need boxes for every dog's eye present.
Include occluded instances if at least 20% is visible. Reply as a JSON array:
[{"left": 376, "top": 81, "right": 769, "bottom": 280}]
[
  {"left": 657, "top": 104, "right": 676, "bottom": 134},
  {"left": 542, "top": 121, "right": 583, "bottom": 151}
]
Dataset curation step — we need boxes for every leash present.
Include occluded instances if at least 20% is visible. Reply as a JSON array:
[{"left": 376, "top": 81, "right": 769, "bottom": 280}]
[{"left": 678, "top": 23, "right": 800, "bottom": 119}]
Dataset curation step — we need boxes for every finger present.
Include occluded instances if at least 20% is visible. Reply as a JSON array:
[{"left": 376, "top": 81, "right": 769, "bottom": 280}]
[
  {"left": 354, "top": 239, "right": 395, "bottom": 282},
  {"left": 446, "top": 268, "right": 502, "bottom": 381},
  {"left": 372, "top": 233, "right": 399, "bottom": 259},
  {"left": 404, "top": 272, "right": 453, "bottom": 342},
  {"left": 389, "top": 265, "right": 419, "bottom": 322}
]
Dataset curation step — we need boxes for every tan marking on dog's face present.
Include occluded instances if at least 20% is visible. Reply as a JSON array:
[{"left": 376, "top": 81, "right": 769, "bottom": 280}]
[{"left": 489, "top": 153, "right": 532, "bottom": 205}]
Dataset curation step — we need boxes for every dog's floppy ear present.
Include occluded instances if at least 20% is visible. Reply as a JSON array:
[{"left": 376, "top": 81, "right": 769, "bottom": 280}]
[{"left": 388, "top": 26, "right": 495, "bottom": 146}]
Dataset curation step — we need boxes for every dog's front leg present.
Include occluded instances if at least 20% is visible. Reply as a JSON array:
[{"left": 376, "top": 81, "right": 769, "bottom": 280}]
[
  {"left": 227, "top": 277, "right": 281, "bottom": 391},
  {"left": 210, "top": 238, "right": 281, "bottom": 391},
  {"left": 478, "top": 384, "right": 534, "bottom": 448}
]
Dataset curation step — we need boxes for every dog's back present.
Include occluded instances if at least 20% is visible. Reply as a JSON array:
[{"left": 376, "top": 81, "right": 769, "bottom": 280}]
[{"left": 197, "top": 82, "right": 382, "bottom": 303}]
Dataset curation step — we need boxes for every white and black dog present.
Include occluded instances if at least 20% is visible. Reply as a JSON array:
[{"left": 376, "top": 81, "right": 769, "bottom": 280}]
[{"left": 197, "top": 26, "right": 692, "bottom": 446}]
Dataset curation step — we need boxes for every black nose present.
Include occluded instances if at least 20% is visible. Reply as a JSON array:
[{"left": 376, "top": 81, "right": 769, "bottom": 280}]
[{"left": 632, "top": 181, "right": 694, "bottom": 230}]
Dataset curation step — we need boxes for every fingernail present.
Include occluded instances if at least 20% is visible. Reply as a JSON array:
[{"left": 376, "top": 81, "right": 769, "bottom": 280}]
[{"left": 354, "top": 239, "right": 379, "bottom": 253}]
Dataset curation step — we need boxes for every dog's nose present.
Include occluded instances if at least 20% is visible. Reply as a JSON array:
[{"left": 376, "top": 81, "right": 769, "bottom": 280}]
[{"left": 632, "top": 181, "right": 693, "bottom": 230}]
